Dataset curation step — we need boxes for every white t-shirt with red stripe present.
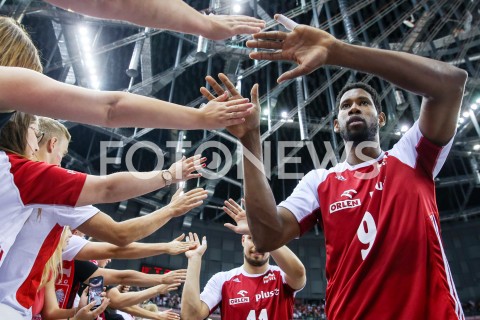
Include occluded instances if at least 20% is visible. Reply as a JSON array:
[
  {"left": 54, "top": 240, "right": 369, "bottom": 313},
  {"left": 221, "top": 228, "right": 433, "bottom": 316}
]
[
  {"left": 62, "top": 234, "right": 90, "bottom": 262},
  {"left": 0, "top": 151, "right": 87, "bottom": 267},
  {"left": 0, "top": 206, "right": 98, "bottom": 319},
  {"left": 279, "top": 121, "right": 464, "bottom": 320},
  {"left": 200, "top": 265, "right": 297, "bottom": 320}
]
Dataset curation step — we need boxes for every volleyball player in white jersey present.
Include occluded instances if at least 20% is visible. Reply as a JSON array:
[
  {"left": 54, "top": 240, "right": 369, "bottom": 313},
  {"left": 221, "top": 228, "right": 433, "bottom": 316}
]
[{"left": 181, "top": 199, "right": 306, "bottom": 320}]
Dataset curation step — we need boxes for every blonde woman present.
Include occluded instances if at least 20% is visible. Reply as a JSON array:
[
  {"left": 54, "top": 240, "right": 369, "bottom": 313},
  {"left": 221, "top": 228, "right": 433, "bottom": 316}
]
[{"left": 31, "top": 227, "right": 110, "bottom": 320}]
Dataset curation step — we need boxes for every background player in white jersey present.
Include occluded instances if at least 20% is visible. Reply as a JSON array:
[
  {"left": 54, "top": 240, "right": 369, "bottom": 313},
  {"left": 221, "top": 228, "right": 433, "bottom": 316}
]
[
  {"left": 181, "top": 199, "right": 306, "bottom": 320},
  {"left": 212, "top": 14, "right": 468, "bottom": 320}
]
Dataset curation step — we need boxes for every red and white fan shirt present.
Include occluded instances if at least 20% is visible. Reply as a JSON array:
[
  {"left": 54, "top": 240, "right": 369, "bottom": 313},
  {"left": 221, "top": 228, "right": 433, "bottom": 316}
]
[
  {"left": 0, "top": 206, "right": 98, "bottom": 318},
  {"left": 0, "top": 151, "right": 86, "bottom": 268},
  {"left": 62, "top": 234, "right": 90, "bottom": 262},
  {"left": 200, "top": 265, "right": 298, "bottom": 320},
  {"left": 279, "top": 121, "right": 464, "bottom": 320}
]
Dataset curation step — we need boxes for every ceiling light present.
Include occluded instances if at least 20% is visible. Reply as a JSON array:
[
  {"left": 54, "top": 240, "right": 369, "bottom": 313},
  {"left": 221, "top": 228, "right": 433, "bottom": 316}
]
[
  {"left": 462, "top": 111, "right": 470, "bottom": 118},
  {"left": 474, "top": 144, "right": 480, "bottom": 151},
  {"left": 281, "top": 111, "right": 288, "bottom": 118},
  {"left": 400, "top": 125, "right": 409, "bottom": 133},
  {"left": 476, "top": 98, "right": 480, "bottom": 104},
  {"left": 458, "top": 117, "right": 465, "bottom": 124},
  {"left": 263, "top": 109, "right": 269, "bottom": 116},
  {"left": 78, "top": 26, "right": 88, "bottom": 35},
  {"left": 84, "top": 52, "right": 93, "bottom": 62},
  {"left": 395, "top": 131, "right": 401, "bottom": 136},
  {"left": 402, "top": 20, "right": 414, "bottom": 28},
  {"left": 232, "top": 4, "right": 242, "bottom": 13},
  {"left": 471, "top": 103, "right": 478, "bottom": 110},
  {"left": 80, "top": 35, "right": 90, "bottom": 46}
]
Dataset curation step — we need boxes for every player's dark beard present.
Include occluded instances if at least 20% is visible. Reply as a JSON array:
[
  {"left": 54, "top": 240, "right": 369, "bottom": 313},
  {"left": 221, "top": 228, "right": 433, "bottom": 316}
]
[
  {"left": 244, "top": 254, "right": 269, "bottom": 267},
  {"left": 339, "top": 119, "right": 378, "bottom": 147}
]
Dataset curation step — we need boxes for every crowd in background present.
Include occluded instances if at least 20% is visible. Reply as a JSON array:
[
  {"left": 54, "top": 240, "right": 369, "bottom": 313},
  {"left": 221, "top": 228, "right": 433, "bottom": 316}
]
[{"left": 144, "top": 291, "right": 480, "bottom": 320}]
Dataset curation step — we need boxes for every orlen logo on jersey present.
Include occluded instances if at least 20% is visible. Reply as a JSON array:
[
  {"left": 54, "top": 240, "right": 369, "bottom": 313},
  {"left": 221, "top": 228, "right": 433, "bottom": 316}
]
[
  {"left": 229, "top": 290, "right": 250, "bottom": 305},
  {"left": 255, "top": 288, "right": 280, "bottom": 302},
  {"left": 330, "top": 189, "right": 361, "bottom": 214},
  {"left": 263, "top": 273, "right": 276, "bottom": 284}
]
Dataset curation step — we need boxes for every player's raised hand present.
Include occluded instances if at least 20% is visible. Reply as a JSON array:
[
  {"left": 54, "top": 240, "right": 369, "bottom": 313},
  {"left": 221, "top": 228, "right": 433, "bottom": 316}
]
[
  {"left": 223, "top": 198, "right": 251, "bottom": 235},
  {"left": 200, "top": 73, "right": 245, "bottom": 102},
  {"left": 247, "top": 14, "right": 337, "bottom": 83},
  {"left": 184, "top": 232, "right": 207, "bottom": 259},
  {"left": 200, "top": 74, "right": 260, "bottom": 140}
]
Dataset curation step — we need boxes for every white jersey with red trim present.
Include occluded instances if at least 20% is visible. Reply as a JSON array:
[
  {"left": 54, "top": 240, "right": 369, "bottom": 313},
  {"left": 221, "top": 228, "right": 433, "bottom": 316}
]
[
  {"left": 0, "top": 151, "right": 87, "bottom": 268},
  {"left": 279, "top": 121, "right": 464, "bottom": 320},
  {"left": 200, "top": 265, "right": 297, "bottom": 320},
  {"left": 0, "top": 206, "right": 98, "bottom": 319}
]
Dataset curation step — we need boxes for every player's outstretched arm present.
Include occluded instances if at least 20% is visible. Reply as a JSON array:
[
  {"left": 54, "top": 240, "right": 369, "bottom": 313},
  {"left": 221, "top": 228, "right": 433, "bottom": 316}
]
[
  {"left": 46, "top": 0, "right": 265, "bottom": 41},
  {"left": 0, "top": 67, "right": 253, "bottom": 129},
  {"left": 248, "top": 14, "right": 468, "bottom": 145},
  {"left": 181, "top": 233, "right": 210, "bottom": 320},
  {"left": 270, "top": 247, "right": 306, "bottom": 291},
  {"left": 202, "top": 74, "right": 300, "bottom": 252}
]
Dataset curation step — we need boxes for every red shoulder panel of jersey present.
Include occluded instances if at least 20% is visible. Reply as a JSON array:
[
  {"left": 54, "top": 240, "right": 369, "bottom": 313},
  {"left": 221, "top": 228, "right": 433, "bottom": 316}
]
[
  {"left": 8, "top": 153, "right": 87, "bottom": 206},
  {"left": 298, "top": 207, "right": 322, "bottom": 236},
  {"left": 415, "top": 136, "right": 443, "bottom": 177}
]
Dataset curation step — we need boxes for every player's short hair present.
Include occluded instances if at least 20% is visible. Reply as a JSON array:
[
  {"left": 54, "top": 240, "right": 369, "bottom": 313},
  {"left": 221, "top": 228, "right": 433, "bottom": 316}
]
[{"left": 335, "top": 82, "right": 382, "bottom": 115}]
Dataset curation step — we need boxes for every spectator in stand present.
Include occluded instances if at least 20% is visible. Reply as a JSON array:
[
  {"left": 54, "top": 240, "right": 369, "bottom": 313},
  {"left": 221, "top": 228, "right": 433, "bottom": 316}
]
[{"left": 0, "top": 115, "right": 206, "bottom": 319}]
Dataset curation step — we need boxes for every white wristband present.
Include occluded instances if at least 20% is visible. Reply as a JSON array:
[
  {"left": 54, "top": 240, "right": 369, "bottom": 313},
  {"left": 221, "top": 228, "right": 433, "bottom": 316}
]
[{"left": 275, "top": 14, "right": 299, "bottom": 31}]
